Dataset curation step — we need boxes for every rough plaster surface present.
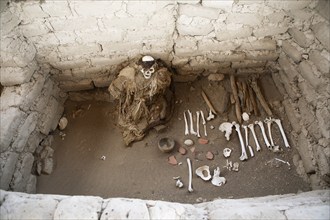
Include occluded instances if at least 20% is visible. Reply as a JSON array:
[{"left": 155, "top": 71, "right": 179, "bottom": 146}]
[{"left": 0, "top": 190, "right": 329, "bottom": 220}]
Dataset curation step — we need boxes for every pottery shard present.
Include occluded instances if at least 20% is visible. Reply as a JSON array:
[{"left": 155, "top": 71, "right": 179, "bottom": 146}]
[
  {"left": 178, "top": 146, "right": 187, "bottom": 155},
  {"left": 206, "top": 151, "right": 214, "bottom": 160},
  {"left": 168, "top": 155, "right": 178, "bottom": 165},
  {"left": 198, "top": 138, "right": 209, "bottom": 145}
]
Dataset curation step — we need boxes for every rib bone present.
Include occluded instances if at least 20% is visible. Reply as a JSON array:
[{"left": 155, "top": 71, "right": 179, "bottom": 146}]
[
  {"left": 183, "top": 111, "right": 189, "bottom": 135},
  {"left": 273, "top": 118, "right": 290, "bottom": 148},
  {"left": 187, "top": 158, "right": 193, "bottom": 193},
  {"left": 196, "top": 111, "right": 201, "bottom": 137},
  {"left": 233, "top": 122, "right": 248, "bottom": 161},
  {"left": 243, "top": 125, "right": 254, "bottom": 157},
  {"left": 187, "top": 110, "right": 197, "bottom": 136},
  {"left": 200, "top": 111, "right": 207, "bottom": 137},
  {"left": 248, "top": 124, "right": 261, "bottom": 151},
  {"left": 255, "top": 121, "right": 271, "bottom": 150}
]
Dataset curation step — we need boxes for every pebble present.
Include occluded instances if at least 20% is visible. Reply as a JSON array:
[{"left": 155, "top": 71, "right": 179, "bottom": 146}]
[
  {"left": 184, "top": 139, "right": 194, "bottom": 146},
  {"left": 58, "top": 117, "right": 68, "bottom": 130},
  {"left": 198, "top": 138, "right": 209, "bottom": 145},
  {"left": 206, "top": 151, "right": 214, "bottom": 160},
  {"left": 168, "top": 155, "right": 178, "bottom": 165},
  {"left": 178, "top": 146, "right": 187, "bottom": 155}
]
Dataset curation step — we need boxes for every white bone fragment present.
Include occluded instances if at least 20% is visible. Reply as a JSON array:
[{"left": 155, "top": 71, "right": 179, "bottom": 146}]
[
  {"left": 58, "top": 117, "right": 68, "bottom": 130},
  {"left": 243, "top": 125, "right": 254, "bottom": 157},
  {"left": 233, "top": 122, "right": 248, "bottom": 161},
  {"left": 195, "top": 165, "right": 212, "bottom": 181},
  {"left": 100, "top": 155, "right": 106, "bottom": 160},
  {"left": 210, "top": 125, "right": 215, "bottom": 129},
  {"left": 275, "top": 158, "right": 290, "bottom": 166},
  {"left": 219, "top": 122, "right": 233, "bottom": 141},
  {"left": 176, "top": 179, "right": 184, "bottom": 188},
  {"left": 200, "top": 111, "right": 207, "bottom": 137},
  {"left": 225, "top": 160, "right": 233, "bottom": 171},
  {"left": 248, "top": 124, "right": 261, "bottom": 151},
  {"left": 183, "top": 111, "right": 189, "bottom": 135},
  {"left": 173, "top": 176, "right": 181, "bottom": 180},
  {"left": 264, "top": 117, "right": 279, "bottom": 151},
  {"left": 188, "top": 110, "right": 198, "bottom": 136},
  {"left": 187, "top": 158, "right": 193, "bottom": 192},
  {"left": 206, "top": 109, "right": 215, "bottom": 121},
  {"left": 255, "top": 121, "right": 271, "bottom": 150},
  {"left": 184, "top": 139, "right": 194, "bottom": 146},
  {"left": 211, "top": 167, "right": 226, "bottom": 187},
  {"left": 273, "top": 118, "right": 290, "bottom": 148},
  {"left": 196, "top": 111, "right": 201, "bottom": 137},
  {"left": 233, "top": 162, "right": 239, "bottom": 172},
  {"left": 242, "top": 112, "right": 250, "bottom": 121},
  {"left": 223, "top": 148, "right": 232, "bottom": 158}
]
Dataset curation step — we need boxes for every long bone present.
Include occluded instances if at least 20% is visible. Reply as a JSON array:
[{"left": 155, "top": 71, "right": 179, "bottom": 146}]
[
  {"left": 187, "top": 158, "right": 193, "bottom": 193},
  {"left": 232, "top": 122, "right": 248, "bottom": 161},
  {"left": 187, "top": 110, "right": 197, "bottom": 136},
  {"left": 264, "top": 117, "right": 278, "bottom": 149},
  {"left": 243, "top": 125, "right": 254, "bottom": 157},
  {"left": 255, "top": 121, "right": 272, "bottom": 150},
  {"left": 200, "top": 110, "right": 207, "bottom": 137},
  {"left": 196, "top": 111, "right": 201, "bottom": 137},
  {"left": 183, "top": 111, "right": 189, "bottom": 135},
  {"left": 248, "top": 124, "right": 261, "bottom": 151},
  {"left": 273, "top": 118, "right": 290, "bottom": 148}
]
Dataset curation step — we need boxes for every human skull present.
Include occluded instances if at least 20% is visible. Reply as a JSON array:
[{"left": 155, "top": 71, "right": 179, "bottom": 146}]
[{"left": 140, "top": 55, "right": 156, "bottom": 79}]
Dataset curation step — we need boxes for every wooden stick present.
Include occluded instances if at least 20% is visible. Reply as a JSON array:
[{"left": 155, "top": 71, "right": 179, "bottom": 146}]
[
  {"left": 250, "top": 79, "right": 272, "bottom": 116},
  {"left": 230, "top": 75, "right": 242, "bottom": 123},
  {"left": 242, "top": 81, "right": 252, "bottom": 113},
  {"left": 247, "top": 84, "right": 259, "bottom": 116},
  {"left": 201, "top": 90, "right": 217, "bottom": 115}
]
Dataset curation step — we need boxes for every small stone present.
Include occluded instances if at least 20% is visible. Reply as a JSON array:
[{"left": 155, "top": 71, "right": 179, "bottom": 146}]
[
  {"left": 184, "top": 139, "right": 194, "bottom": 146},
  {"left": 210, "top": 125, "right": 215, "bottom": 129},
  {"left": 206, "top": 151, "right": 214, "bottom": 160},
  {"left": 190, "top": 147, "right": 195, "bottom": 153},
  {"left": 198, "top": 138, "right": 209, "bottom": 145},
  {"left": 168, "top": 155, "right": 178, "bottom": 165},
  {"left": 242, "top": 112, "right": 249, "bottom": 121},
  {"left": 208, "top": 73, "right": 225, "bottom": 81},
  {"left": 154, "top": 124, "right": 167, "bottom": 132},
  {"left": 58, "top": 117, "right": 68, "bottom": 130},
  {"left": 178, "top": 146, "right": 187, "bottom": 155}
]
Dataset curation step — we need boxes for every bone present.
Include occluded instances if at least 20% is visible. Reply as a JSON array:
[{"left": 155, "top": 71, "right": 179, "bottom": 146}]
[
  {"left": 273, "top": 118, "right": 290, "bottom": 148},
  {"left": 183, "top": 111, "right": 189, "bottom": 135},
  {"left": 248, "top": 124, "right": 261, "bottom": 151},
  {"left": 196, "top": 111, "right": 201, "bottom": 137},
  {"left": 187, "top": 110, "right": 197, "bottom": 136},
  {"left": 187, "top": 158, "right": 193, "bottom": 192},
  {"left": 233, "top": 162, "right": 239, "bottom": 172},
  {"left": 255, "top": 121, "right": 271, "bottom": 150},
  {"left": 264, "top": 117, "right": 278, "bottom": 149},
  {"left": 233, "top": 122, "right": 248, "bottom": 161},
  {"left": 211, "top": 167, "right": 226, "bottom": 187},
  {"left": 176, "top": 179, "right": 184, "bottom": 188},
  {"left": 243, "top": 125, "right": 254, "bottom": 157},
  {"left": 206, "top": 109, "right": 215, "bottom": 121},
  {"left": 223, "top": 148, "right": 232, "bottom": 158},
  {"left": 195, "top": 165, "right": 212, "bottom": 181},
  {"left": 219, "top": 122, "right": 233, "bottom": 141},
  {"left": 200, "top": 111, "right": 207, "bottom": 137}
]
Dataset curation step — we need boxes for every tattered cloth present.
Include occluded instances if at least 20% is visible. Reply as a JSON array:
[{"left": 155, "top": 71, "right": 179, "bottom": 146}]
[{"left": 109, "top": 59, "right": 172, "bottom": 145}]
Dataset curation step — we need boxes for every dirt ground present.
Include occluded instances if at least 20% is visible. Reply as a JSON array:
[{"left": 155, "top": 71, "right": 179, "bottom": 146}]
[{"left": 37, "top": 75, "right": 311, "bottom": 203}]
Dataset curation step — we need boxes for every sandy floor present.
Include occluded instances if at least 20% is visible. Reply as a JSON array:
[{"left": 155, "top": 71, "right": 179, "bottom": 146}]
[{"left": 37, "top": 75, "right": 310, "bottom": 203}]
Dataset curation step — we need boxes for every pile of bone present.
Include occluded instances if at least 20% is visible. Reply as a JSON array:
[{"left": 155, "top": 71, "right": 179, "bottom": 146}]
[{"left": 219, "top": 116, "right": 290, "bottom": 161}]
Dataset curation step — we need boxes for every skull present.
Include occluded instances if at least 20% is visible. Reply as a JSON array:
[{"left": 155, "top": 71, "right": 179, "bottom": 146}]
[
  {"left": 140, "top": 55, "right": 156, "bottom": 79},
  {"left": 223, "top": 148, "right": 232, "bottom": 158}
]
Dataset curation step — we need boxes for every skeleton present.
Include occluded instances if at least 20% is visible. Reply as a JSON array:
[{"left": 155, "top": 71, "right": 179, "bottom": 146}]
[
  {"left": 255, "top": 121, "right": 272, "bottom": 150},
  {"left": 187, "top": 110, "right": 197, "bottom": 136},
  {"left": 140, "top": 55, "right": 155, "bottom": 79},
  {"left": 196, "top": 111, "right": 201, "bottom": 137},
  {"left": 273, "top": 118, "right": 290, "bottom": 148},
  {"left": 211, "top": 167, "right": 226, "bottom": 187},
  {"left": 206, "top": 109, "right": 215, "bottom": 121},
  {"left": 233, "top": 122, "right": 248, "bottom": 161},
  {"left": 248, "top": 124, "right": 261, "bottom": 151},
  {"left": 243, "top": 125, "right": 254, "bottom": 157},
  {"left": 264, "top": 117, "right": 279, "bottom": 150},
  {"left": 200, "top": 110, "right": 207, "bottom": 137},
  {"left": 183, "top": 111, "right": 189, "bottom": 135},
  {"left": 187, "top": 158, "right": 193, "bottom": 192},
  {"left": 223, "top": 148, "right": 232, "bottom": 158}
]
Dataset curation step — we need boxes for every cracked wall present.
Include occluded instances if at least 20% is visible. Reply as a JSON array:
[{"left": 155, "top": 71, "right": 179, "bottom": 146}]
[{"left": 0, "top": 0, "right": 329, "bottom": 193}]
